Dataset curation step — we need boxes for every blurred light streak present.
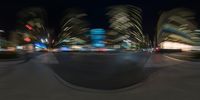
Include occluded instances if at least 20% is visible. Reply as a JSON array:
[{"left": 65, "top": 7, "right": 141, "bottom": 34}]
[
  {"left": 160, "top": 41, "right": 192, "bottom": 51},
  {"left": 24, "top": 37, "right": 31, "bottom": 42},
  {"left": 157, "top": 8, "right": 200, "bottom": 47},
  {"left": 25, "top": 24, "right": 33, "bottom": 30},
  {"left": 0, "top": 30, "right": 5, "bottom": 33}
]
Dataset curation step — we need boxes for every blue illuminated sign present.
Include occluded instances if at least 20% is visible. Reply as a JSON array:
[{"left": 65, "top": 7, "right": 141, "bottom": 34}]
[{"left": 90, "top": 29, "right": 106, "bottom": 48}]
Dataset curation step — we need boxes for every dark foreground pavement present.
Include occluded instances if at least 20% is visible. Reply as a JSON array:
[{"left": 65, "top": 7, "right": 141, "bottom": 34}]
[
  {"left": 0, "top": 52, "right": 200, "bottom": 100},
  {"left": 0, "top": 52, "right": 43, "bottom": 77},
  {"left": 52, "top": 52, "right": 151, "bottom": 90}
]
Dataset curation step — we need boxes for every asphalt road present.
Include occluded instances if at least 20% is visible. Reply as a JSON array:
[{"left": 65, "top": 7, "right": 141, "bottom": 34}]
[
  {"left": 0, "top": 52, "right": 200, "bottom": 100},
  {"left": 52, "top": 52, "right": 151, "bottom": 90},
  {"left": 164, "top": 51, "right": 200, "bottom": 62}
]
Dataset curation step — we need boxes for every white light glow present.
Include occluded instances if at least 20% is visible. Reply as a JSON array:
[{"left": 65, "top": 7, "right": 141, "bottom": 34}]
[
  {"left": 45, "top": 38, "right": 48, "bottom": 42},
  {"left": 160, "top": 41, "right": 192, "bottom": 51},
  {"left": 16, "top": 46, "right": 23, "bottom": 50},
  {"left": 41, "top": 39, "right": 45, "bottom": 43},
  {"left": 0, "top": 30, "right": 5, "bottom": 33}
]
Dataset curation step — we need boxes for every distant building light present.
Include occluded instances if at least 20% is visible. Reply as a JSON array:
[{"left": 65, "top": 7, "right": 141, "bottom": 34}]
[
  {"left": 45, "top": 38, "right": 48, "bottom": 42},
  {"left": 25, "top": 24, "right": 33, "bottom": 30},
  {"left": 24, "top": 37, "right": 31, "bottom": 42},
  {"left": 41, "top": 39, "right": 45, "bottom": 43},
  {"left": 194, "top": 30, "right": 200, "bottom": 32},
  {"left": 16, "top": 46, "right": 23, "bottom": 50},
  {"left": 0, "top": 30, "right": 5, "bottom": 33}
]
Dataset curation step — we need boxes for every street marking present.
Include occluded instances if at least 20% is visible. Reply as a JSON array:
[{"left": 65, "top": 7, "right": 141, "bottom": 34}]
[
  {"left": 144, "top": 54, "right": 181, "bottom": 68},
  {"left": 164, "top": 55, "right": 185, "bottom": 62}
]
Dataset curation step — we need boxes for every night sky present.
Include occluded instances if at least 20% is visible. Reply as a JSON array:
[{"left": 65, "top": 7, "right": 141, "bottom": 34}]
[{"left": 0, "top": 0, "right": 199, "bottom": 39}]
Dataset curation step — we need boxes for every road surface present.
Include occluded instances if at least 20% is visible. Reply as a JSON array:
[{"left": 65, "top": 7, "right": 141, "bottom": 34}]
[
  {"left": 52, "top": 52, "right": 150, "bottom": 90},
  {"left": 0, "top": 52, "right": 200, "bottom": 100},
  {"left": 164, "top": 51, "right": 200, "bottom": 62}
]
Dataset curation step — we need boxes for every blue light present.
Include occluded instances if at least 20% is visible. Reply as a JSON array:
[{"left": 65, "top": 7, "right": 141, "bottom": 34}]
[
  {"left": 90, "top": 28, "right": 106, "bottom": 48},
  {"left": 34, "top": 42, "right": 47, "bottom": 49},
  {"left": 60, "top": 47, "right": 71, "bottom": 51},
  {"left": 90, "top": 29, "right": 106, "bottom": 35}
]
